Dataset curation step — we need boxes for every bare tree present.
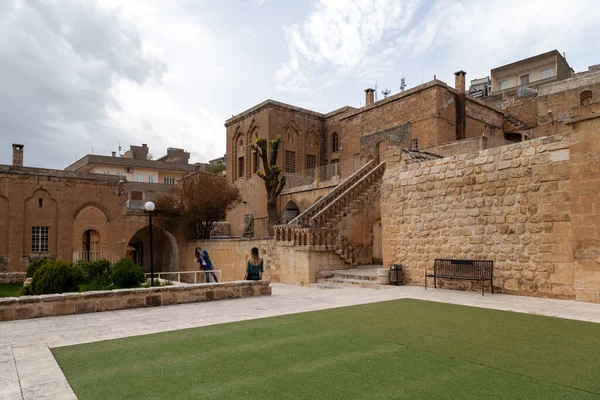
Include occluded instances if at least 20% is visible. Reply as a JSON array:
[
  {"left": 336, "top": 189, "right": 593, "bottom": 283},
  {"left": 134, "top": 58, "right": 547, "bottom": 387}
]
[
  {"left": 154, "top": 172, "right": 241, "bottom": 239},
  {"left": 251, "top": 136, "right": 286, "bottom": 236}
]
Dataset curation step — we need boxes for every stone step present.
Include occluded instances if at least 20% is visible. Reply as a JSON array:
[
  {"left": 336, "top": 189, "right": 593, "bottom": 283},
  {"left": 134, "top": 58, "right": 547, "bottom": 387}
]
[
  {"left": 332, "top": 272, "right": 378, "bottom": 281},
  {"left": 309, "top": 283, "right": 345, "bottom": 289},
  {"left": 317, "top": 277, "right": 379, "bottom": 288}
]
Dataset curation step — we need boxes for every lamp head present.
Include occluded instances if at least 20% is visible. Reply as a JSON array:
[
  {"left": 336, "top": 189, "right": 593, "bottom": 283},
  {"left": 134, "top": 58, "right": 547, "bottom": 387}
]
[{"left": 144, "top": 201, "right": 155, "bottom": 212}]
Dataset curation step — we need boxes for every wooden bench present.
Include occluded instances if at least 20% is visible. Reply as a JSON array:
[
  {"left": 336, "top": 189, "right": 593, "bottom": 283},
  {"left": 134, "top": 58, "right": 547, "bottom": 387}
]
[{"left": 425, "top": 259, "right": 494, "bottom": 296}]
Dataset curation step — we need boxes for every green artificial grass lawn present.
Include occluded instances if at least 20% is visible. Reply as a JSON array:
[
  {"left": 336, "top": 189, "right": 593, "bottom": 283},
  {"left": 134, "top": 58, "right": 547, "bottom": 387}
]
[
  {"left": 0, "top": 283, "right": 22, "bottom": 297},
  {"left": 52, "top": 299, "right": 600, "bottom": 400}
]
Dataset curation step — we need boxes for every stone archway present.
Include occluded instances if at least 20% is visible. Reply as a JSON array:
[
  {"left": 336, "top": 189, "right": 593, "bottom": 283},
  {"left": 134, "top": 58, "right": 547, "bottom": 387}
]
[
  {"left": 126, "top": 226, "right": 179, "bottom": 273},
  {"left": 281, "top": 201, "right": 300, "bottom": 224}
]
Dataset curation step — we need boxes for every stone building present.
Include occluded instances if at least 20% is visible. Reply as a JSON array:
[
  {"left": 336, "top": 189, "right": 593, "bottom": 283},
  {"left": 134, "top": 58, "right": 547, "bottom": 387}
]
[
  {"left": 226, "top": 73, "right": 506, "bottom": 240},
  {"left": 0, "top": 145, "right": 181, "bottom": 276},
  {"left": 212, "top": 56, "right": 600, "bottom": 304},
  {"left": 64, "top": 144, "right": 208, "bottom": 209}
]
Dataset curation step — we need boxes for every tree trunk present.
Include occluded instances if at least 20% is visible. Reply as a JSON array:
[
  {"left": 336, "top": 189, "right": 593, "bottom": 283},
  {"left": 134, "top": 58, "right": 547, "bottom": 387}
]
[{"left": 267, "top": 200, "right": 278, "bottom": 237}]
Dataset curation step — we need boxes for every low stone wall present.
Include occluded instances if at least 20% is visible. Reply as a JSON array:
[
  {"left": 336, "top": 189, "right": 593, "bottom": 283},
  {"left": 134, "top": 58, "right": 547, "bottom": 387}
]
[
  {"left": 0, "top": 280, "right": 271, "bottom": 322},
  {"left": 186, "top": 239, "right": 349, "bottom": 286},
  {"left": 0, "top": 272, "right": 26, "bottom": 284}
]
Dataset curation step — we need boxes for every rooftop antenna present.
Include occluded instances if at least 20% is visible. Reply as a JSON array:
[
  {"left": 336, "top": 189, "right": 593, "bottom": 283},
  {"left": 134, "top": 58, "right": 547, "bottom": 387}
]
[
  {"left": 374, "top": 81, "right": 378, "bottom": 101},
  {"left": 400, "top": 77, "right": 406, "bottom": 92},
  {"left": 118, "top": 142, "right": 122, "bottom": 156},
  {"left": 381, "top": 88, "right": 391, "bottom": 98}
]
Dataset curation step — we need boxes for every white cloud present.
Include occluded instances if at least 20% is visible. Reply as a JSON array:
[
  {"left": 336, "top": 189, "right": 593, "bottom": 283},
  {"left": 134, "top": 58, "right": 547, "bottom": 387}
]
[
  {"left": 397, "top": 0, "right": 600, "bottom": 83},
  {"left": 275, "top": 0, "right": 420, "bottom": 92},
  {"left": 252, "top": 0, "right": 266, "bottom": 5}
]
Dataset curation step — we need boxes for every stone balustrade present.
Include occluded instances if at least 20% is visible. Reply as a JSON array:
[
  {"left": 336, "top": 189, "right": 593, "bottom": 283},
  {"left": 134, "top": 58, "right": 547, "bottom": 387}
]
[
  {"left": 309, "top": 160, "right": 386, "bottom": 228},
  {"left": 273, "top": 226, "right": 338, "bottom": 250},
  {"left": 288, "top": 160, "right": 375, "bottom": 227}
]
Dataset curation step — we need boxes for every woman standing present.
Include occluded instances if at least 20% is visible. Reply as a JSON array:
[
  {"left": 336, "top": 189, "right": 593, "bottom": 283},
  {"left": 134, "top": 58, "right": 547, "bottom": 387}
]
[
  {"left": 201, "top": 249, "right": 219, "bottom": 283},
  {"left": 244, "top": 247, "right": 263, "bottom": 281}
]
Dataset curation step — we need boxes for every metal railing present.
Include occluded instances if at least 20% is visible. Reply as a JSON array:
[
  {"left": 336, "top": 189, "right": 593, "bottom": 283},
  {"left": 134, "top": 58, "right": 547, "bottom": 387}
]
[
  {"left": 144, "top": 270, "right": 223, "bottom": 284},
  {"left": 73, "top": 251, "right": 120, "bottom": 264}
]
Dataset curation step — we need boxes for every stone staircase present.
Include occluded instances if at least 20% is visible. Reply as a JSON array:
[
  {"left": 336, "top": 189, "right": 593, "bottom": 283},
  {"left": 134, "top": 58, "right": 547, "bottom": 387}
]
[
  {"left": 503, "top": 113, "right": 530, "bottom": 130},
  {"left": 310, "top": 265, "right": 384, "bottom": 289},
  {"left": 274, "top": 159, "right": 386, "bottom": 265}
]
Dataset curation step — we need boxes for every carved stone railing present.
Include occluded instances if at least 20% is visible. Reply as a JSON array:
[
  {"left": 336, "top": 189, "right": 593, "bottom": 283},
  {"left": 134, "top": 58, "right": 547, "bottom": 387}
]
[
  {"left": 309, "top": 160, "right": 386, "bottom": 228},
  {"left": 288, "top": 160, "right": 376, "bottom": 227},
  {"left": 273, "top": 226, "right": 337, "bottom": 251}
]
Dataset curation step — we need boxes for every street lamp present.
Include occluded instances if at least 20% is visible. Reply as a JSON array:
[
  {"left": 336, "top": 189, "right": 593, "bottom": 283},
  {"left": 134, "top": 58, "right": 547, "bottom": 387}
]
[{"left": 144, "top": 201, "right": 155, "bottom": 287}]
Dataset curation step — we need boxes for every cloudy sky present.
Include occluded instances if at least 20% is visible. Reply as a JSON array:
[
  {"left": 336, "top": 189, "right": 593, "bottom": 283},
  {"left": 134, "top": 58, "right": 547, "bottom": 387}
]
[{"left": 1, "top": 0, "right": 598, "bottom": 169}]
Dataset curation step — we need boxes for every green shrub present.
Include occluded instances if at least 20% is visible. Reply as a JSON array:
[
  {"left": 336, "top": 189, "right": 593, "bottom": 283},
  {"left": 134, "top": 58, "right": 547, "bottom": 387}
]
[
  {"left": 80, "top": 259, "right": 112, "bottom": 286},
  {"left": 30, "top": 260, "right": 84, "bottom": 295},
  {"left": 112, "top": 258, "right": 145, "bottom": 288},
  {"left": 19, "top": 285, "right": 32, "bottom": 296},
  {"left": 26, "top": 257, "right": 48, "bottom": 278}
]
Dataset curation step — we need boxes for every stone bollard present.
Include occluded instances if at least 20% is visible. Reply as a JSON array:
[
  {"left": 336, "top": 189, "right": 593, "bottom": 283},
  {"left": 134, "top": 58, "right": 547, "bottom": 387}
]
[{"left": 377, "top": 268, "right": 390, "bottom": 285}]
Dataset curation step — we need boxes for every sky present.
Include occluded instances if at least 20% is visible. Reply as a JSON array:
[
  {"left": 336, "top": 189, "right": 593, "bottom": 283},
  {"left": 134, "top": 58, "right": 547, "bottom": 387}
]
[{"left": 1, "top": 0, "right": 599, "bottom": 169}]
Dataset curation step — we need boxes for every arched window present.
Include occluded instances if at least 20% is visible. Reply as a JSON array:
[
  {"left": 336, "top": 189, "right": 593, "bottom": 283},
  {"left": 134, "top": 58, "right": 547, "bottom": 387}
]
[
  {"left": 581, "top": 90, "right": 592, "bottom": 106},
  {"left": 332, "top": 132, "right": 339, "bottom": 153}
]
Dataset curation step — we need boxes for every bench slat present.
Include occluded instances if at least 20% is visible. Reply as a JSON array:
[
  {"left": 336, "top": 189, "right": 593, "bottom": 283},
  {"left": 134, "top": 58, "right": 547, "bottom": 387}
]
[{"left": 425, "top": 259, "right": 494, "bottom": 295}]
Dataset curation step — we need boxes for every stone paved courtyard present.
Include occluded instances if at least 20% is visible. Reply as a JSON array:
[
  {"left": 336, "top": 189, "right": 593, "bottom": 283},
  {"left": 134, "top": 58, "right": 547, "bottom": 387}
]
[{"left": 2, "top": 283, "right": 600, "bottom": 400}]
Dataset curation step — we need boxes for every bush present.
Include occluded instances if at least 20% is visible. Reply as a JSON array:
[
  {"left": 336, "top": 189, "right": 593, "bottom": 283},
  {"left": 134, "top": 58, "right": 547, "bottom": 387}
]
[
  {"left": 112, "top": 258, "right": 145, "bottom": 289},
  {"left": 30, "top": 260, "right": 84, "bottom": 295},
  {"left": 19, "top": 285, "right": 32, "bottom": 296},
  {"left": 80, "top": 259, "right": 112, "bottom": 286},
  {"left": 26, "top": 257, "right": 48, "bottom": 278}
]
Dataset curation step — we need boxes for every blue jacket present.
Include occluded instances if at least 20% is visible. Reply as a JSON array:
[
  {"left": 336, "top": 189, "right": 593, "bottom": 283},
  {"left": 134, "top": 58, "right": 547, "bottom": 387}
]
[{"left": 202, "top": 250, "right": 214, "bottom": 269}]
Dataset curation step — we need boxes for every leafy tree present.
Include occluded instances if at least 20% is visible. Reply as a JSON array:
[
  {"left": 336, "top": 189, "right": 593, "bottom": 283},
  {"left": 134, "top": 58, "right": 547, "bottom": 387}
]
[
  {"left": 251, "top": 136, "right": 286, "bottom": 236},
  {"left": 208, "top": 164, "right": 226, "bottom": 174},
  {"left": 154, "top": 171, "right": 241, "bottom": 239}
]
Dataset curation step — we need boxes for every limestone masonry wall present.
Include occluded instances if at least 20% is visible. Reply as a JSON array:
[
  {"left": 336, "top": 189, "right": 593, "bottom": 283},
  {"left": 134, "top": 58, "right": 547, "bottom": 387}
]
[
  {"left": 0, "top": 280, "right": 271, "bottom": 321},
  {"left": 380, "top": 131, "right": 600, "bottom": 302},
  {"left": 187, "top": 239, "right": 347, "bottom": 286}
]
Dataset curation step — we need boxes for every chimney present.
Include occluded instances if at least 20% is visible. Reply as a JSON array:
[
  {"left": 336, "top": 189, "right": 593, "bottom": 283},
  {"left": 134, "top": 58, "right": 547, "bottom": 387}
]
[
  {"left": 142, "top": 143, "right": 147, "bottom": 147},
  {"left": 111, "top": 151, "right": 116, "bottom": 157},
  {"left": 365, "top": 88, "right": 375, "bottom": 106},
  {"left": 12, "top": 144, "right": 24, "bottom": 167},
  {"left": 454, "top": 70, "right": 466, "bottom": 94},
  {"left": 454, "top": 70, "right": 467, "bottom": 140}
]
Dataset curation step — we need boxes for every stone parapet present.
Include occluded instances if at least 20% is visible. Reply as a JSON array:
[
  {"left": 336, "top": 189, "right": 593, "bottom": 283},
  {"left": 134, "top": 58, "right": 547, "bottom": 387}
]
[
  {"left": 0, "top": 280, "right": 271, "bottom": 322},
  {"left": 0, "top": 272, "right": 26, "bottom": 284}
]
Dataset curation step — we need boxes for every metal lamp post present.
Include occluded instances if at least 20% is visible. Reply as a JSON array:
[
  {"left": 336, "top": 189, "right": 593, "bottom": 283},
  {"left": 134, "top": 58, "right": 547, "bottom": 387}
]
[{"left": 144, "top": 201, "right": 156, "bottom": 286}]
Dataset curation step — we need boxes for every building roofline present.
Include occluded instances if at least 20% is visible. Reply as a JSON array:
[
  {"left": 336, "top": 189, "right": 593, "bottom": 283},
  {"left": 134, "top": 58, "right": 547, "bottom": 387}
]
[
  {"left": 0, "top": 165, "right": 125, "bottom": 183},
  {"left": 64, "top": 154, "right": 195, "bottom": 172},
  {"left": 225, "top": 100, "right": 326, "bottom": 127},
  {"left": 340, "top": 80, "right": 452, "bottom": 121},
  {"left": 491, "top": 50, "right": 565, "bottom": 74}
]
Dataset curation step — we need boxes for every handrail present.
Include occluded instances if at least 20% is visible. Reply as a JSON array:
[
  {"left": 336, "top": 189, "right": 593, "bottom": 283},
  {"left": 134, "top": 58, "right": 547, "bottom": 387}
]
[
  {"left": 288, "top": 159, "right": 375, "bottom": 227},
  {"left": 309, "top": 160, "right": 386, "bottom": 227},
  {"left": 73, "top": 251, "right": 120, "bottom": 264},
  {"left": 145, "top": 270, "right": 222, "bottom": 284}
]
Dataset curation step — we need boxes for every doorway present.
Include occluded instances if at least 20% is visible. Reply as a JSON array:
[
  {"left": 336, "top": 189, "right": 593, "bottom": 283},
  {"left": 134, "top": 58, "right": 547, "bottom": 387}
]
[
  {"left": 82, "top": 229, "right": 100, "bottom": 261},
  {"left": 372, "top": 220, "right": 382, "bottom": 263}
]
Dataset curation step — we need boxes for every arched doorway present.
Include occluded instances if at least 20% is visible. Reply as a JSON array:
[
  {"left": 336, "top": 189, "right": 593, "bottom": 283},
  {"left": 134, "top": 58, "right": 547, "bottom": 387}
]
[
  {"left": 82, "top": 229, "right": 100, "bottom": 261},
  {"left": 281, "top": 201, "right": 300, "bottom": 224},
  {"left": 126, "top": 226, "right": 179, "bottom": 273}
]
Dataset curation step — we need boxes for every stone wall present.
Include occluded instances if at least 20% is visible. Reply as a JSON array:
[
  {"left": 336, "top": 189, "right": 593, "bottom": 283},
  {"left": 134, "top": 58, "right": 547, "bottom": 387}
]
[
  {"left": 0, "top": 280, "right": 271, "bottom": 321},
  {"left": 380, "top": 127, "right": 600, "bottom": 303},
  {"left": 186, "top": 239, "right": 348, "bottom": 286},
  {"left": 0, "top": 272, "right": 25, "bottom": 284}
]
